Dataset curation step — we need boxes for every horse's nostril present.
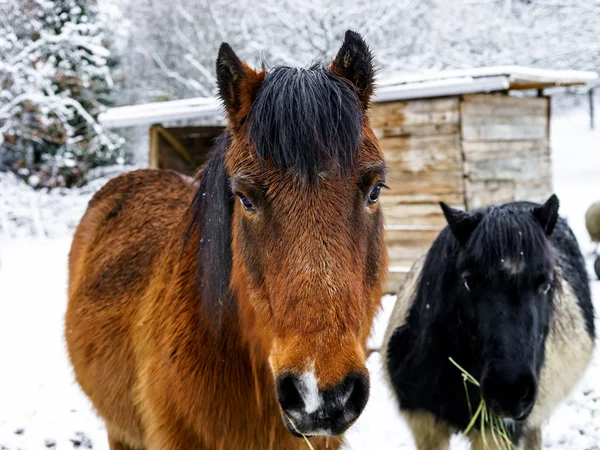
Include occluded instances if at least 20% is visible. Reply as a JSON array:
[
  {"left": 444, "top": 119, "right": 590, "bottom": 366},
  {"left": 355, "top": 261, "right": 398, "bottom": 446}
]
[
  {"left": 276, "top": 371, "right": 370, "bottom": 436},
  {"left": 482, "top": 366, "right": 537, "bottom": 419},
  {"left": 341, "top": 372, "right": 370, "bottom": 416},
  {"left": 276, "top": 374, "right": 305, "bottom": 413}
]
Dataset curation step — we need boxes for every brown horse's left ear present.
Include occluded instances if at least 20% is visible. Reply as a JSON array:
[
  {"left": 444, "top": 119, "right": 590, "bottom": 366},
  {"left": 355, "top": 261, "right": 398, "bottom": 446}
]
[
  {"left": 533, "top": 194, "right": 560, "bottom": 235},
  {"left": 330, "top": 30, "right": 375, "bottom": 108},
  {"left": 216, "top": 43, "right": 265, "bottom": 129}
]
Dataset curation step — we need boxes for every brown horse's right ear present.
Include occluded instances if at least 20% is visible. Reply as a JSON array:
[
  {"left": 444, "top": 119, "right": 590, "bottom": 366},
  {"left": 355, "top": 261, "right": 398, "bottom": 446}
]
[
  {"left": 216, "top": 43, "right": 265, "bottom": 129},
  {"left": 330, "top": 30, "right": 375, "bottom": 109}
]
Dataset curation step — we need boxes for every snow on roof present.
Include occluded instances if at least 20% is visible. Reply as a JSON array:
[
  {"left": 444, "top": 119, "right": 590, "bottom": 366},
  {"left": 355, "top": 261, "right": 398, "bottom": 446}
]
[
  {"left": 99, "top": 66, "right": 598, "bottom": 129},
  {"left": 377, "top": 65, "right": 598, "bottom": 89}
]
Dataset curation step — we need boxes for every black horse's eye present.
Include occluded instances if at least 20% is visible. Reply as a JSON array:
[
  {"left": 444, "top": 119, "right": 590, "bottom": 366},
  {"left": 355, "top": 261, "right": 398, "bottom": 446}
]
[
  {"left": 539, "top": 281, "right": 552, "bottom": 295},
  {"left": 462, "top": 274, "right": 474, "bottom": 292},
  {"left": 237, "top": 193, "right": 255, "bottom": 212},
  {"left": 368, "top": 183, "right": 385, "bottom": 205}
]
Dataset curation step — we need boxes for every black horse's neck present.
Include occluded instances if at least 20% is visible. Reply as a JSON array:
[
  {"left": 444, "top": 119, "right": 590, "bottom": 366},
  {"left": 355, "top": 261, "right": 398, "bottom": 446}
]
[{"left": 386, "top": 227, "right": 484, "bottom": 429}]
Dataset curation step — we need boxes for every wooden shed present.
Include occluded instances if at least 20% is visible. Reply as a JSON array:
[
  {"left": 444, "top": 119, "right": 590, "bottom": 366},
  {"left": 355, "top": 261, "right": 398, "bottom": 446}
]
[{"left": 100, "top": 66, "right": 597, "bottom": 291}]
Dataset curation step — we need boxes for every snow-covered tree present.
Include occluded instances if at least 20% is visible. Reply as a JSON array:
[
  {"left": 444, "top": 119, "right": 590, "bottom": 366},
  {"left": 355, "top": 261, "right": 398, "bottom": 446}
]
[
  {"left": 109, "top": 0, "right": 598, "bottom": 108},
  {"left": 0, "top": 0, "right": 123, "bottom": 188}
]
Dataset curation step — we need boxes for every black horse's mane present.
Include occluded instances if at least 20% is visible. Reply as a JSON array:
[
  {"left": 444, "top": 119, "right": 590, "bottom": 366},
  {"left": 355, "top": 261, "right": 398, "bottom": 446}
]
[{"left": 188, "top": 65, "right": 364, "bottom": 328}]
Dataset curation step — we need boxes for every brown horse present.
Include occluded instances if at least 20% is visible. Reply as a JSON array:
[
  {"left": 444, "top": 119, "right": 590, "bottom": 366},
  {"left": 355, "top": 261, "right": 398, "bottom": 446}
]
[{"left": 65, "top": 31, "right": 387, "bottom": 450}]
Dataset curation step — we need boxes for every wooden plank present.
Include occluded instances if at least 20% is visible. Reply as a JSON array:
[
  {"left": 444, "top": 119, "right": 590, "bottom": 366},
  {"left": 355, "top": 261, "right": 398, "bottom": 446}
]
[
  {"left": 461, "top": 123, "right": 546, "bottom": 142},
  {"left": 370, "top": 110, "right": 459, "bottom": 128},
  {"left": 384, "top": 169, "right": 464, "bottom": 197},
  {"left": 464, "top": 155, "right": 551, "bottom": 181},
  {"left": 462, "top": 140, "right": 549, "bottom": 161},
  {"left": 371, "top": 97, "right": 459, "bottom": 116},
  {"left": 382, "top": 202, "right": 463, "bottom": 227},
  {"left": 149, "top": 124, "right": 160, "bottom": 169},
  {"left": 461, "top": 102, "right": 547, "bottom": 117},
  {"left": 375, "top": 122, "right": 460, "bottom": 139},
  {"left": 462, "top": 94, "right": 548, "bottom": 107},
  {"left": 381, "top": 191, "right": 465, "bottom": 204},
  {"left": 461, "top": 115, "right": 547, "bottom": 126},
  {"left": 380, "top": 135, "right": 463, "bottom": 173},
  {"left": 465, "top": 179, "right": 515, "bottom": 209},
  {"left": 379, "top": 134, "right": 461, "bottom": 154},
  {"left": 386, "top": 228, "right": 440, "bottom": 262}
]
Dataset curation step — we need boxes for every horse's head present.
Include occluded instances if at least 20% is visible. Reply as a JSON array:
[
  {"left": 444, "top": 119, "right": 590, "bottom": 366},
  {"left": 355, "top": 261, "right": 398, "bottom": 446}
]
[
  {"left": 204, "top": 31, "right": 386, "bottom": 437},
  {"left": 441, "top": 195, "right": 560, "bottom": 420}
]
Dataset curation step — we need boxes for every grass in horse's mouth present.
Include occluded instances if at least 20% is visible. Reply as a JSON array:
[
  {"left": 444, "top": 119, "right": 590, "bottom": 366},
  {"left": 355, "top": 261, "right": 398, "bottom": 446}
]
[
  {"left": 448, "top": 357, "right": 516, "bottom": 450},
  {"left": 283, "top": 412, "right": 317, "bottom": 450}
]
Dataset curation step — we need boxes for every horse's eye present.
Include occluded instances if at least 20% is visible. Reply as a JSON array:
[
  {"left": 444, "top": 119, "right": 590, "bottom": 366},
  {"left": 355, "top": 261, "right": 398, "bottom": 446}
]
[
  {"left": 368, "top": 183, "right": 385, "bottom": 205},
  {"left": 237, "top": 193, "right": 255, "bottom": 212},
  {"left": 462, "top": 274, "right": 474, "bottom": 292},
  {"left": 539, "top": 281, "right": 552, "bottom": 295}
]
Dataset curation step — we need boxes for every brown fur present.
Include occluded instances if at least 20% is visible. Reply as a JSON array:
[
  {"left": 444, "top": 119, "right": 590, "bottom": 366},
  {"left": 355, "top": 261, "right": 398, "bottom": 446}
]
[{"left": 66, "top": 37, "right": 386, "bottom": 450}]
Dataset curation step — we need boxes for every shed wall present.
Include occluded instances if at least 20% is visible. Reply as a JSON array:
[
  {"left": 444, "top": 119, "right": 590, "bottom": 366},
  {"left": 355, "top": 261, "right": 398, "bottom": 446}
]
[{"left": 372, "top": 93, "right": 552, "bottom": 291}]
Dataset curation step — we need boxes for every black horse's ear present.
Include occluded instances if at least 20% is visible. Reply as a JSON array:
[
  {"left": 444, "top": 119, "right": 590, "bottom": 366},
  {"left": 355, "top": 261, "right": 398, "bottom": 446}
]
[
  {"left": 330, "top": 30, "right": 375, "bottom": 108},
  {"left": 216, "top": 43, "right": 265, "bottom": 129},
  {"left": 440, "top": 202, "right": 483, "bottom": 246},
  {"left": 532, "top": 194, "right": 560, "bottom": 235}
]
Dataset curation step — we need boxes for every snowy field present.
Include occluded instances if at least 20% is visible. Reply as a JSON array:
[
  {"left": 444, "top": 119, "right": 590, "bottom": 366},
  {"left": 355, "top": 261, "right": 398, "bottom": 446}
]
[{"left": 1, "top": 108, "right": 600, "bottom": 449}]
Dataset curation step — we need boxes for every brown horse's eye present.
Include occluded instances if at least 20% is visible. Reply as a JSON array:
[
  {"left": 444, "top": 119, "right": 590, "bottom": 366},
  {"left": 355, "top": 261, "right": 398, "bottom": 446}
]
[
  {"left": 367, "top": 183, "right": 385, "bottom": 205},
  {"left": 237, "top": 193, "right": 255, "bottom": 212}
]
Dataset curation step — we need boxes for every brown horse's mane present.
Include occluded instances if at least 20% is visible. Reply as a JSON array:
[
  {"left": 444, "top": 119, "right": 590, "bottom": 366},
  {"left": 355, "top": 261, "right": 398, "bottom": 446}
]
[
  {"left": 187, "top": 64, "right": 365, "bottom": 329},
  {"left": 247, "top": 65, "right": 363, "bottom": 181}
]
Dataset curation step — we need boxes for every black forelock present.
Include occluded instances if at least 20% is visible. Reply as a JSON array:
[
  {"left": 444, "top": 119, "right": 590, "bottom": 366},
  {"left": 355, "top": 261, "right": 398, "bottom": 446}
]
[
  {"left": 462, "top": 205, "right": 554, "bottom": 278},
  {"left": 247, "top": 65, "right": 363, "bottom": 182}
]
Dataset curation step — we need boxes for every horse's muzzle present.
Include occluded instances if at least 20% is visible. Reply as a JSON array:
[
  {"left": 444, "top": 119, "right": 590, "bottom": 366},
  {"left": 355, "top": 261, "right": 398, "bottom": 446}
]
[
  {"left": 276, "top": 371, "right": 370, "bottom": 436},
  {"left": 481, "top": 363, "right": 538, "bottom": 420}
]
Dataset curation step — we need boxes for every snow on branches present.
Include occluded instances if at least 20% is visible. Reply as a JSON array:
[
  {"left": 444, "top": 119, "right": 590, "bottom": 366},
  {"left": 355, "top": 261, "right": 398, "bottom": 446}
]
[{"left": 0, "top": 0, "right": 123, "bottom": 188}]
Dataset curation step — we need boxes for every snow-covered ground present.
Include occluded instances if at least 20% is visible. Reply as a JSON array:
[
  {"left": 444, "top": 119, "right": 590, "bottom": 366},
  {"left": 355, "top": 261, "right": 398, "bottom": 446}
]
[{"left": 1, "top": 107, "right": 599, "bottom": 449}]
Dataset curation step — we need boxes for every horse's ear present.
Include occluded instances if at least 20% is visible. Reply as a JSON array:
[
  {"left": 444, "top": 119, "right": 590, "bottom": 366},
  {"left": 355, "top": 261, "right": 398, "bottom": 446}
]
[
  {"left": 532, "top": 194, "right": 560, "bottom": 235},
  {"left": 440, "top": 202, "right": 483, "bottom": 246},
  {"left": 330, "top": 30, "right": 375, "bottom": 108},
  {"left": 216, "top": 43, "right": 265, "bottom": 129}
]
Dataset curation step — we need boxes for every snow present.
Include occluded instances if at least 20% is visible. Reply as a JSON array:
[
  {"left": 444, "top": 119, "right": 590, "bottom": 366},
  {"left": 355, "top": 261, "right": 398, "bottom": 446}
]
[
  {"left": 99, "top": 66, "right": 596, "bottom": 130},
  {"left": 1, "top": 107, "right": 600, "bottom": 449},
  {"left": 378, "top": 66, "right": 598, "bottom": 89}
]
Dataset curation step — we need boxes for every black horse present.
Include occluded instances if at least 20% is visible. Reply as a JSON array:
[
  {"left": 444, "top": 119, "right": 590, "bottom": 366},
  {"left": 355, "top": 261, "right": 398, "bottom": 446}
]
[{"left": 382, "top": 195, "right": 595, "bottom": 450}]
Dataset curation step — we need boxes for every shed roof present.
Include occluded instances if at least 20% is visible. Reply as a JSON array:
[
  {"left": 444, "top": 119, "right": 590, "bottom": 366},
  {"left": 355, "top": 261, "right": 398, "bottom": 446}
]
[{"left": 99, "top": 66, "right": 597, "bottom": 129}]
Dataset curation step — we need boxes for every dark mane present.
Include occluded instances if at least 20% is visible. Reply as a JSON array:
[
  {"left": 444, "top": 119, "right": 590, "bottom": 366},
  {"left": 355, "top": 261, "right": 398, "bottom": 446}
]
[
  {"left": 462, "top": 205, "right": 554, "bottom": 281},
  {"left": 247, "top": 65, "right": 363, "bottom": 181},
  {"left": 187, "top": 133, "right": 235, "bottom": 328}
]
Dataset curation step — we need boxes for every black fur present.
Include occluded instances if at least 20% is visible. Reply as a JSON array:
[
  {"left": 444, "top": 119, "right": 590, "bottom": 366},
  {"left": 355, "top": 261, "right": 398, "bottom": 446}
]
[
  {"left": 386, "top": 199, "right": 594, "bottom": 438},
  {"left": 188, "top": 133, "right": 235, "bottom": 328},
  {"left": 331, "top": 30, "right": 375, "bottom": 107},
  {"left": 216, "top": 43, "right": 245, "bottom": 120},
  {"left": 247, "top": 65, "right": 363, "bottom": 182}
]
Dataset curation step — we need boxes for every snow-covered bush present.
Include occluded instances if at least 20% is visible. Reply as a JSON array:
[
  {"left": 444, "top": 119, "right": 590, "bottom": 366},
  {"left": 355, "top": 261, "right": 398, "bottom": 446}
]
[
  {"left": 0, "top": 164, "right": 134, "bottom": 239},
  {"left": 0, "top": 0, "right": 124, "bottom": 188}
]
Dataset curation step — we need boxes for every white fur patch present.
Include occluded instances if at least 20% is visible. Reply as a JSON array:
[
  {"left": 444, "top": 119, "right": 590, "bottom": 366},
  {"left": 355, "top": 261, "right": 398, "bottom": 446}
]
[
  {"left": 527, "top": 277, "right": 594, "bottom": 427},
  {"left": 298, "top": 368, "right": 323, "bottom": 414},
  {"left": 501, "top": 257, "right": 525, "bottom": 275}
]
